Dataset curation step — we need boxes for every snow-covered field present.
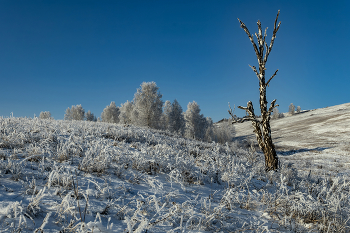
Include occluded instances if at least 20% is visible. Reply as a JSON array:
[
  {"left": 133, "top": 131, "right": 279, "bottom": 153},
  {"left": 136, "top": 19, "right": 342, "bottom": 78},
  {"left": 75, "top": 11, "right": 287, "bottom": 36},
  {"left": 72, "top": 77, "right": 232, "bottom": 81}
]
[
  {"left": 234, "top": 102, "right": 350, "bottom": 178},
  {"left": 0, "top": 104, "right": 350, "bottom": 232}
]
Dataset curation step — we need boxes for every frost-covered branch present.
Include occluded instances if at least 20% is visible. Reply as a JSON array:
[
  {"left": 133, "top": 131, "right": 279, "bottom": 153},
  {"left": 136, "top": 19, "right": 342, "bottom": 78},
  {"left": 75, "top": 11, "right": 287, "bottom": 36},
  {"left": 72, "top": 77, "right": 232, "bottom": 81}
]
[
  {"left": 267, "top": 99, "right": 279, "bottom": 116},
  {"left": 264, "top": 10, "right": 281, "bottom": 64},
  {"left": 238, "top": 18, "right": 260, "bottom": 61},
  {"left": 249, "top": 65, "right": 260, "bottom": 79},
  {"left": 266, "top": 69, "right": 279, "bottom": 87}
]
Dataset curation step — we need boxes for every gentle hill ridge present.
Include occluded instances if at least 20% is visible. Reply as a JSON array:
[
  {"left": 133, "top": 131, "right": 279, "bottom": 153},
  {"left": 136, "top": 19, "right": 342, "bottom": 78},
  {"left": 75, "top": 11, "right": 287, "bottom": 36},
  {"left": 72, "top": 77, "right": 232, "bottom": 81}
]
[{"left": 233, "top": 102, "right": 350, "bottom": 151}]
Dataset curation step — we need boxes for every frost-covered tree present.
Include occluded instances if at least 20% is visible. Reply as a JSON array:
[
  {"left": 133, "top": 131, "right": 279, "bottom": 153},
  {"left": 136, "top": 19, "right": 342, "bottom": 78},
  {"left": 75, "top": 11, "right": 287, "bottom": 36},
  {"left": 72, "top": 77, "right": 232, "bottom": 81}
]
[
  {"left": 119, "top": 100, "right": 134, "bottom": 125},
  {"left": 39, "top": 111, "right": 52, "bottom": 120},
  {"left": 64, "top": 108, "right": 72, "bottom": 120},
  {"left": 161, "top": 100, "right": 172, "bottom": 130},
  {"left": 204, "top": 117, "right": 214, "bottom": 142},
  {"left": 86, "top": 110, "right": 97, "bottom": 122},
  {"left": 169, "top": 99, "right": 185, "bottom": 135},
  {"left": 271, "top": 107, "right": 283, "bottom": 120},
  {"left": 230, "top": 11, "right": 281, "bottom": 171},
  {"left": 132, "top": 82, "right": 163, "bottom": 128},
  {"left": 296, "top": 106, "right": 301, "bottom": 113},
  {"left": 184, "top": 101, "right": 207, "bottom": 140},
  {"left": 271, "top": 107, "right": 280, "bottom": 120},
  {"left": 101, "top": 101, "right": 120, "bottom": 124},
  {"left": 289, "top": 103, "right": 295, "bottom": 115},
  {"left": 64, "top": 105, "right": 85, "bottom": 121}
]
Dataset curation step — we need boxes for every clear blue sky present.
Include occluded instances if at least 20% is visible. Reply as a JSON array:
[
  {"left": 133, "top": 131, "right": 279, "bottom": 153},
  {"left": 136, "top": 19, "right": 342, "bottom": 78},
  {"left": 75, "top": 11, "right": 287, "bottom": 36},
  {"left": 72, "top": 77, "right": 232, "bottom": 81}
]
[{"left": 1, "top": 0, "right": 349, "bottom": 122}]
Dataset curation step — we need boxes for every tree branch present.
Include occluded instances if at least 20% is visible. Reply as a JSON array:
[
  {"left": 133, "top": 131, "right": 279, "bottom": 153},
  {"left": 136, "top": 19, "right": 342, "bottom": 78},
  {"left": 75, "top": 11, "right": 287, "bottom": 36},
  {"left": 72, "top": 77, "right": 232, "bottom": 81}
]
[
  {"left": 238, "top": 18, "right": 260, "bottom": 61},
  {"left": 266, "top": 69, "right": 278, "bottom": 87},
  {"left": 263, "top": 10, "right": 281, "bottom": 64},
  {"left": 237, "top": 105, "right": 248, "bottom": 111},
  {"left": 228, "top": 103, "right": 237, "bottom": 123},
  {"left": 249, "top": 65, "right": 259, "bottom": 79},
  {"left": 267, "top": 99, "right": 278, "bottom": 116},
  {"left": 257, "top": 20, "right": 264, "bottom": 57},
  {"left": 236, "top": 116, "right": 260, "bottom": 123},
  {"left": 238, "top": 101, "right": 261, "bottom": 123}
]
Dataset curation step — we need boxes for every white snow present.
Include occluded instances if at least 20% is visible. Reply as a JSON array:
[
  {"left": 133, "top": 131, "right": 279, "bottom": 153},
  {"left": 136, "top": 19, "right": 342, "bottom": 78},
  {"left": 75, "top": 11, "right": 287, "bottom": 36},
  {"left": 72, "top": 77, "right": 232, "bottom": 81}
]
[{"left": 0, "top": 103, "right": 350, "bottom": 232}]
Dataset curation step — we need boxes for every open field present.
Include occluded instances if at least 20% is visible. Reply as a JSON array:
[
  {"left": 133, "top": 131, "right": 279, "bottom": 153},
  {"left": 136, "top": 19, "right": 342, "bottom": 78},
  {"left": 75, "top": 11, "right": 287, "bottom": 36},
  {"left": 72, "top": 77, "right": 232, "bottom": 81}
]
[{"left": 0, "top": 104, "right": 350, "bottom": 232}]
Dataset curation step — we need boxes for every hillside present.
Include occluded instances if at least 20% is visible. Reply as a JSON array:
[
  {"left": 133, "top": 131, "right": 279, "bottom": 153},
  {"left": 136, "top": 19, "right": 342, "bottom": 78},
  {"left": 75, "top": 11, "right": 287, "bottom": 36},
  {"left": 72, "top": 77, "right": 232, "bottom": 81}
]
[
  {"left": 232, "top": 102, "right": 350, "bottom": 177},
  {"left": 234, "top": 102, "right": 350, "bottom": 150},
  {"left": 0, "top": 112, "right": 350, "bottom": 232}
]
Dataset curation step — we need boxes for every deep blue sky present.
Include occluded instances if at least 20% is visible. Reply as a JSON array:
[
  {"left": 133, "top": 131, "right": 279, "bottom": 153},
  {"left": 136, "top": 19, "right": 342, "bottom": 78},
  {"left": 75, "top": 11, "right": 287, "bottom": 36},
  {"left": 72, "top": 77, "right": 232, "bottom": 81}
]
[{"left": 1, "top": 0, "right": 349, "bottom": 121}]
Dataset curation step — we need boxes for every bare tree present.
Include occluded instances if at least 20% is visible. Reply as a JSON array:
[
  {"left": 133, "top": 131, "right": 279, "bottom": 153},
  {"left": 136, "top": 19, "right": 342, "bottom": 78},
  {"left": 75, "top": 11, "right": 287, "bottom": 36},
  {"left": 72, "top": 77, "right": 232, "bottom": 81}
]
[{"left": 230, "top": 11, "right": 281, "bottom": 171}]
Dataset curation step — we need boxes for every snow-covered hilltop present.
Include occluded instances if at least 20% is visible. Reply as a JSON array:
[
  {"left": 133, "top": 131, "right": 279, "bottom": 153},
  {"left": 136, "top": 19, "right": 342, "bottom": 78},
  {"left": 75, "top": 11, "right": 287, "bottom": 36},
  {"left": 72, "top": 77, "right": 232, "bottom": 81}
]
[
  {"left": 234, "top": 102, "right": 350, "bottom": 150},
  {"left": 0, "top": 106, "right": 350, "bottom": 232}
]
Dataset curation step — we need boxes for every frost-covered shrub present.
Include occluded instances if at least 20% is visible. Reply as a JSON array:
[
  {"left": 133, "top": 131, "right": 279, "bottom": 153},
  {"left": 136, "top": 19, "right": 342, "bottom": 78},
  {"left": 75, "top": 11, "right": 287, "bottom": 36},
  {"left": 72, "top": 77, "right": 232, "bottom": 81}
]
[
  {"left": 1, "top": 201, "right": 29, "bottom": 232},
  {"left": 78, "top": 144, "right": 112, "bottom": 174},
  {"left": 211, "top": 122, "right": 234, "bottom": 144}
]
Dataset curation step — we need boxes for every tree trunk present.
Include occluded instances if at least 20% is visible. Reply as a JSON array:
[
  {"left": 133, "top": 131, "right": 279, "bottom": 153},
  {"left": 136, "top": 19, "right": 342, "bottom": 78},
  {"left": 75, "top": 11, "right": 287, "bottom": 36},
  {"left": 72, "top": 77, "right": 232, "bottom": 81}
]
[{"left": 231, "top": 11, "right": 281, "bottom": 171}]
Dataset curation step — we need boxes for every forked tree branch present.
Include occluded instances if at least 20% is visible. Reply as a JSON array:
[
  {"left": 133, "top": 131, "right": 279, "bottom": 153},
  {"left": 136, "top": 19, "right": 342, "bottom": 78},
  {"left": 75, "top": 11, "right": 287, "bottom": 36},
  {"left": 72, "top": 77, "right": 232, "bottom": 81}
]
[{"left": 238, "top": 101, "right": 261, "bottom": 123}]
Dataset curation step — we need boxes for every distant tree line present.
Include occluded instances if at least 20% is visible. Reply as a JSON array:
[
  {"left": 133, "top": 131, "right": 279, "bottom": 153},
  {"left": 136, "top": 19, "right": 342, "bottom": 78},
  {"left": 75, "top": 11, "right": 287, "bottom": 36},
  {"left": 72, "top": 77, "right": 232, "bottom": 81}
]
[{"left": 40, "top": 82, "right": 233, "bottom": 143}]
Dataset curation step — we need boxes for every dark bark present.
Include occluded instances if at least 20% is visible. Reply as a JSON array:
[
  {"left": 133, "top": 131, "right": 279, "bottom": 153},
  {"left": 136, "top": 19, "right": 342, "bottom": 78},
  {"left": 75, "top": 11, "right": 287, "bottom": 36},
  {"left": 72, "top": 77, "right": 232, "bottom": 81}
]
[{"left": 233, "top": 11, "right": 281, "bottom": 171}]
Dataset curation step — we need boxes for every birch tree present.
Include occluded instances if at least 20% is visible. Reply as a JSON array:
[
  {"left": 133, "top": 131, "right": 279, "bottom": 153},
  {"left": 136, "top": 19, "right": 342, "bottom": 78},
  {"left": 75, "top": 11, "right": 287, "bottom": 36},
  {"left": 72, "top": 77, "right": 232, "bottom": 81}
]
[
  {"left": 86, "top": 110, "right": 97, "bottom": 122},
  {"left": 119, "top": 100, "right": 134, "bottom": 124},
  {"left": 162, "top": 100, "right": 172, "bottom": 130},
  {"left": 289, "top": 103, "right": 295, "bottom": 115},
  {"left": 101, "top": 101, "right": 120, "bottom": 124},
  {"left": 184, "top": 101, "right": 207, "bottom": 140},
  {"left": 39, "top": 111, "right": 52, "bottom": 120},
  {"left": 132, "top": 82, "right": 163, "bottom": 129},
  {"left": 230, "top": 11, "right": 281, "bottom": 171},
  {"left": 64, "top": 105, "right": 85, "bottom": 121},
  {"left": 169, "top": 99, "right": 185, "bottom": 135}
]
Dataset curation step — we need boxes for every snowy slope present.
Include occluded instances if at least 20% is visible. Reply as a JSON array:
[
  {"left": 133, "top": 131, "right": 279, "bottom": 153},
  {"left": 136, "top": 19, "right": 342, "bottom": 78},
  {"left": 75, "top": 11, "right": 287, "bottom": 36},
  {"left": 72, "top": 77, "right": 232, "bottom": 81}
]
[
  {"left": 0, "top": 110, "right": 350, "bottom": 232},
  {"left": 233, "top": 102, "right": 350, "bottom": 177},
  {"left": 234, "top": 102, "right": 350, "bottom": 150}
]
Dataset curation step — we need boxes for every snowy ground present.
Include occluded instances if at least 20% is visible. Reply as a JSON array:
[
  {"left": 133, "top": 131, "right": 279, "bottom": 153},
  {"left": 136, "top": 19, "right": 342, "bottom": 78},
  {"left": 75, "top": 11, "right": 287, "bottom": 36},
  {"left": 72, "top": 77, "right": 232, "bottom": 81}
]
[
  {"left": 234, "top": 102, "right": 350, "bottom": 177},
  {"left": 0, "top": 104, "right": 350, "bottom": 232}
]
